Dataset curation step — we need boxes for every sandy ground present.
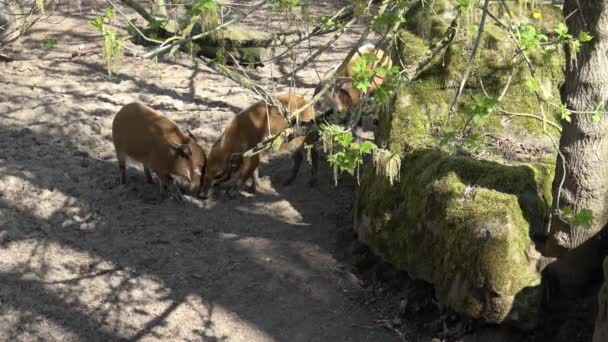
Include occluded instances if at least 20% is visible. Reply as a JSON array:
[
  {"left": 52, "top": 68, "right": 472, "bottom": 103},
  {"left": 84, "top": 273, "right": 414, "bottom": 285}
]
[{"left": 0, "top": 1, "right": 399, "bottom": 341}]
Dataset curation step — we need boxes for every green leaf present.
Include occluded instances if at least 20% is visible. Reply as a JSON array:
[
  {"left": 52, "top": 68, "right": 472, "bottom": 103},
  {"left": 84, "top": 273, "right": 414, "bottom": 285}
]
[
  {"left": 455, "top": 0, "right": 473, "bottom": 14},
  {"left": 464, "top": 95, "right": 496, "bottom": 131},
  {"left": 579, "top": 31, "right": 593, "bottom": 42},
  {"left": 559, "top": 104, "right": 571, "bottom": 123},
  {"left": 592, "top": 103, "right": 606, "bottom": 122},
  {"left": 518, "top": 24, "right": 547, "bottom": 52},
  {"left": 527, "top": 77, "right": 540, "bottom": 93},
  {"left": 555, "top": 22, "right": 568, "bottom": 36},
  {"left": 572, "top": 209, "right": 594, "bottom": 229},
  {"left": 359, "top": 141, "right": 376, "bottom": 154},
  {"left": 89, "top": 17, "right": 104, "bottom": 30},
  {"left": 192, "top": 0, "right": 218, "bottom": 15},
  {"left": 41, "top": 36, "right": 57, "bottom": 49},
  {"left": 147, "top": 19, "right": 163, "bottom": 30},
  {"left": 105, "top": 7, "right": 115, "bottom": 22}
]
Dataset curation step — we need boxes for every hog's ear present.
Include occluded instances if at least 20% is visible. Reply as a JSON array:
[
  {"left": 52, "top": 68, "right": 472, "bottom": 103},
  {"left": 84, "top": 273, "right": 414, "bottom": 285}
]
[{"left": 170, "top": 142, "right": 192, "bottom": 159}]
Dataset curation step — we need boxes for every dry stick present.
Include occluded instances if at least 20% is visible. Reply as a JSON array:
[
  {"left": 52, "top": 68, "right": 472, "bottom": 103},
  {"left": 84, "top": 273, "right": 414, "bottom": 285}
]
[
  {"left": 142, "top": 0, "right": 266, "bottom": 59},
  {"left": 254, "top": 6, "right": 355, "bottom": 64},
  {"left": 276, "top": 16, "right": 358, "bottom": 84},
  {"left": 107, "top": 0, "right": 164, "bottom": 45},
  {"left": 545, "top": 100, "right": 598, "bottom": 114},
  {"left": 498, "top": 108, "right": 562, "bottom": 132},
  {"left": 447, "top": 0, "right": 491, "bottom": 117},
  {"left": 280, "top": 0, "right": 385, "bottom": 85}
]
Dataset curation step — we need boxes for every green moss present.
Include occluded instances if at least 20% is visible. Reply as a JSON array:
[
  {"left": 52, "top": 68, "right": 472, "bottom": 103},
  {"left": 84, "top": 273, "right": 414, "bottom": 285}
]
[
  {"left": 383, "top": 1, "right": 564, "bottom": 154},
  {"left": 404, "top": 0, "right": 454, "bottom": 42},
  {"left": 397, "top": 30, "right": 430, "bottom": 66},
  {"left": 215, "top": 24, "right": 272, "bottom": 44},
  {"left": 355, "top": 149, "right": 549, "bottom": 325}
]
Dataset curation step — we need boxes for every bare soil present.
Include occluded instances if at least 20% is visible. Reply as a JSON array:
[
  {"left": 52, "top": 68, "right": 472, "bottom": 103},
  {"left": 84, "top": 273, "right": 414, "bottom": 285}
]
[{"left": 0, "top": 1, "right": 400, "bottom": 341}]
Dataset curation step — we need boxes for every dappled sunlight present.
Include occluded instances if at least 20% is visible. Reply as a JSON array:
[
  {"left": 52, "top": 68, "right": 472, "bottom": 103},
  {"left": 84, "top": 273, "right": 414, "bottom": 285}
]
[
  {"left": 0, "top": 240, "right": 274, "bottom": 341},
  {"left": 0, "top": 175, "right": 93, "bottom": 229},
  {"left": 0, "top": 0, "right": 396, "bottom": 340},
  {"left": 236, "top": 199, "right": 307, "bottom": 226}
]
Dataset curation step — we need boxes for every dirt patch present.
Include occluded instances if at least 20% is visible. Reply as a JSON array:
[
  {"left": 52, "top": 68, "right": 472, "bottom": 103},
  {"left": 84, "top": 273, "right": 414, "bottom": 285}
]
[{"left": 0, "top": 1, "right": 399, "bottom": 341}]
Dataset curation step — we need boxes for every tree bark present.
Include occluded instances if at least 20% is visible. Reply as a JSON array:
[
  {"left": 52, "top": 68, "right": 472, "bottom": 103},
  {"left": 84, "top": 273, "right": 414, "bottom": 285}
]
[{"left": 545, "top": 0, "right": 608, "bottom": 294}]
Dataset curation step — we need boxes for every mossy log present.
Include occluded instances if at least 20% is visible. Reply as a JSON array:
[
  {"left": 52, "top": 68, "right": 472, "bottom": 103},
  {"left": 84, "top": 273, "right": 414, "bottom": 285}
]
[
  {"left": 355, "top": 0, "right": 565, "bottom": 329},
  {"left": 130, "top": 21, "right": 272, "bottom": 65},
  {"left": 355, "top": 149, "right": 554, "bottom": 329}
]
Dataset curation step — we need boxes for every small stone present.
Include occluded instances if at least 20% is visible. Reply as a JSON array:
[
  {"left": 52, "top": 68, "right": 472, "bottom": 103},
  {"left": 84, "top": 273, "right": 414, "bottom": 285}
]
[
  {"left": 173, "top": 101, "right": 185, "bottom": 111},
  {"left": 98, "top": 152, "right": 113, "bottom": 160},
  {"left": 191, "top": 273, "right": 203, "bottom": 280}
]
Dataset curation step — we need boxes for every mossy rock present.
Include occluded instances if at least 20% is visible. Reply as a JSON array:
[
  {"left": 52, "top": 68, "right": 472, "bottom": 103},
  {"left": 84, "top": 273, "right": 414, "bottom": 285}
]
[
  {"left": 355, "top": 149, "right": 554, "bottom": 329},
  {"left": 357, "top": 0, "right": 566, "bottom": 330},
  {"left": 384, "top": 0, "right": 565, "bottom": 157}
]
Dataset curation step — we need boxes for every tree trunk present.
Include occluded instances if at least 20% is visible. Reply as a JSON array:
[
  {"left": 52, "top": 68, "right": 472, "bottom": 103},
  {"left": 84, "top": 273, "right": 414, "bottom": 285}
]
[{"left": 545, "top": 0, "right": 608, "bottom": 294}]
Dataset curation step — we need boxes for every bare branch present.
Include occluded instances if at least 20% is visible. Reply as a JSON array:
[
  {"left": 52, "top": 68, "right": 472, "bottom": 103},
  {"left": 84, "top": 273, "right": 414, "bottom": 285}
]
[
  {"left": 142, "top": 0, "right": 266, "bottom": 59},
  {"left": 448, "top": 0, "right": 491, "bottom": 117},
  {"left": 498, "top": 108, "right": 562, "bottom": 132}
]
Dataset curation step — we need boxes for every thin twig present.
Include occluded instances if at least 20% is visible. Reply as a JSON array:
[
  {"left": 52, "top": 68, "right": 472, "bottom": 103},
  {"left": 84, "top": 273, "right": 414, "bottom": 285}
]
[
  {"left": 498, "top": 108, "right": 562, "bottom": 132},
  {"left": 448, "top": 0, "right": 490, "bottom": 117},
  {"left": 277, "top": 15, "right": 358, "bottom": 84}
]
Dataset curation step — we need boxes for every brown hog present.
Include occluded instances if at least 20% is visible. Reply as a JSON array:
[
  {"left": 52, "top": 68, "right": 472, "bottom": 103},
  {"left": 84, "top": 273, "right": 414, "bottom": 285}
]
[
  {"left": 112, "top": 102, "right": 207, "bottom": 199},
  {"left": 313, "top": 43, "right": 392, "bottom": 123},
  {"left": 201, "top": 91, "right": 316, "bottom": 198}
]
